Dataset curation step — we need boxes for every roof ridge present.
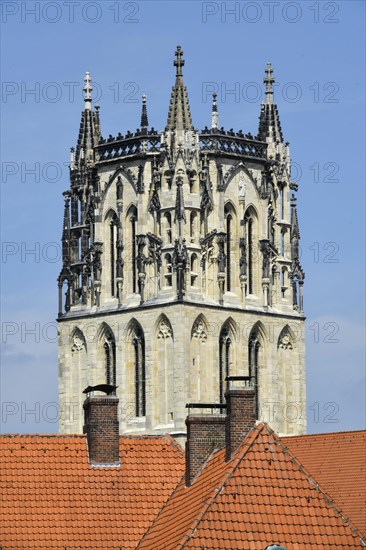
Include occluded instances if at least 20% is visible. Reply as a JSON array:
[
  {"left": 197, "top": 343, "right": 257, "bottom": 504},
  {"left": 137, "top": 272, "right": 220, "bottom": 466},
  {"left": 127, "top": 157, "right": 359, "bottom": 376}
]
[
  {"left": 181, "top": 424, "right": 267, "bottom": 548},
  {"left": 163, "top": 433, "right": 185, "bottom": 456}
]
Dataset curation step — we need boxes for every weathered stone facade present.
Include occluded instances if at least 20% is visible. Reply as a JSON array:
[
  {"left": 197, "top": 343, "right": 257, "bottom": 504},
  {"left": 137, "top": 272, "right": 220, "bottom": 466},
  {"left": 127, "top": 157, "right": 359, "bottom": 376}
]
[{"left": 58, "top": 47, "right": 306, "bottom": 440}]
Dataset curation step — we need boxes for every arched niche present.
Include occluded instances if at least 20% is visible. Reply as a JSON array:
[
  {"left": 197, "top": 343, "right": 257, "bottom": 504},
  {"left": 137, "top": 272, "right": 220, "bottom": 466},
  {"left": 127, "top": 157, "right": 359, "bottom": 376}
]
[
  {"left": 190, "top": 314, "right": 210, "bottom": 402},
  {"left": 153, "top": 315, "right": 174, "bottom": 427}
]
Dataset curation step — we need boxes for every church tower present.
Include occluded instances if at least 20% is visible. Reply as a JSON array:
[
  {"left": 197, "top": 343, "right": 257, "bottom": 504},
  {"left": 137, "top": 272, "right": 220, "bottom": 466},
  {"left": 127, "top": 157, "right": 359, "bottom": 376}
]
[{"left": 58, "top": 49, "right": 305, "bottom": 440}]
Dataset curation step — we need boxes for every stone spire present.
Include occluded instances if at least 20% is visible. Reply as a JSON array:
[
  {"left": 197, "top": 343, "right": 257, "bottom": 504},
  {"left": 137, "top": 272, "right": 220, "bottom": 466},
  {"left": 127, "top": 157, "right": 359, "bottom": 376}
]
[
  {"left": 140, "top": 94, "right": 149, "bottom": 132},
  {"left": 166, "top": 46, "right": 193, "bottom": 131},
  {"left": 211, "top": 92, "right": 218, "bottom": 129},
  {"left": 75, "top": 72, "right": 100, "bottom": 165},
  {"left": 258, "top": 63, "right": 283, "bottom": 144}
]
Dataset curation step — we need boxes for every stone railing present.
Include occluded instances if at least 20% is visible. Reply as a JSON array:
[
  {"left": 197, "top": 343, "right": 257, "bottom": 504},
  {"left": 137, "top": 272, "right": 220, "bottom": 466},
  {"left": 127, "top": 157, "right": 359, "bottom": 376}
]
[
  {"left": 96, "top": 129, "right": 160, "bottom": 161},
  {"left": 95, "top": 127, "right": 267, "bottom": 162},
  {"left": 199, "top": 128, "right": 267, "bottom": 159}
]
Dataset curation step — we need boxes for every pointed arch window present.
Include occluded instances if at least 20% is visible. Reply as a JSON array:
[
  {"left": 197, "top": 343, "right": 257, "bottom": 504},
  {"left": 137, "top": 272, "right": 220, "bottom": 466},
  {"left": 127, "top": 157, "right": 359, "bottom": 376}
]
[
  {"left": 190, "top": 316, "right": 208, "bottom": 402},
  {"left": 244, "top": 208, "right": 257, "bottom": 296},
  {"left": 219, "top": 327, "right": 231, "bottom": 404},
  {"left": 105, "top": 210, "right": 118, "bottom": 298},
  {"left": 125, "top": 205, "right": 138, "bottom": 295},
  {"left": 133, "top": 327, "right": 146, "bottom": 417},
  {"left": 248, "top": 329, "right": 260, "bottom": 419},
  {"left": 130, "top": 211, "right": 137, "bottom": 293},
  {"left": 110, "top": 217, "right": 118, "bottom": 296},
  {"left": 104, "top": 334, "right": 116, "bottom": 389},
  {"left": 224, "top": 203, "right": 237, "bottom": 293},
  {"left": 248, "top": 218, "right": 253, "bottom": 294},
  {"left": 226, "top": 214, "right": 232, "bottom": 291}
]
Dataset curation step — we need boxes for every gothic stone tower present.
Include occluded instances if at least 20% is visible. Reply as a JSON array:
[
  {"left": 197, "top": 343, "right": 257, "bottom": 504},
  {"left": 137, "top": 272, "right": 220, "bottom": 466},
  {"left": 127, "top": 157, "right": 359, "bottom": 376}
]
[{"left": 58, "top": 47, "right": 305, "bottom": 440}]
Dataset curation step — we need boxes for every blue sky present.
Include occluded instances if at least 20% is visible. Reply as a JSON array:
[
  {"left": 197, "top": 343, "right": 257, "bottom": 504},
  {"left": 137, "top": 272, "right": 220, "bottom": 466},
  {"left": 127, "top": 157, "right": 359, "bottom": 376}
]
[{"left": 1, "top": 0, "right": 365, "bottom": 433}]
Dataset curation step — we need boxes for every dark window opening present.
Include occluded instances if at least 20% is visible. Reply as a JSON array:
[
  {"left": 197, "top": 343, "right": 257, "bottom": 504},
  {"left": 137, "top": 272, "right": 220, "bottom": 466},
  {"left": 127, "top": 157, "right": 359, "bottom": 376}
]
[
  {"left": 219, "top": 328, "right": 231, "bottom": 404},
  {"left": 134, "top": 331, "right": 146, "bottom": 417},
  {"left": 110, "top": 222, "right": 115, "bottom": 296},
  {"left": 248, "top": 218, "right": 253, "bottom": 294},
  {"left": 104, "top": 337, "right": 116, "bottom": 389},
  {"left": 131, "top": 215, "right": 137, "bottom": 293},
  {"left": 226, "top": 214, "right": 232, "bottom": 291}
]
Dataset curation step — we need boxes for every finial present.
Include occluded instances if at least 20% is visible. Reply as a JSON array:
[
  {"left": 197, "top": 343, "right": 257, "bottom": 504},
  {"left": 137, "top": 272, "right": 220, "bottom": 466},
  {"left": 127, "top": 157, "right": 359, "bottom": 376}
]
[
  {"left": 264, "top": 62, "right": 275, "bottom": 104},
  {"left": 83, "top": 72, "right": 93, "bottom": 110},
  {"left": 140, "top": 94, "right": 149, "bottom": 130},
  {"left": 211, "top": 92, "right": 218, "bottom": 129},
  {"left": 290, "top": 193, "right": 297, "bottom": 208},
  {"left": 174, "top": 45, "right": 185, "bottom": 78}
]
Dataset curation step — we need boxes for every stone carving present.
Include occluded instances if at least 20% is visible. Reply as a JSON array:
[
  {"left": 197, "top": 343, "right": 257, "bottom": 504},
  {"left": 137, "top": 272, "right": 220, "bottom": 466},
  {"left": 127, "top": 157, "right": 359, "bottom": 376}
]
[
  {"left": 278, "top": 331, "right": 293, "bottom": 350},
  {"left": 173, "top": 238, "right": 188, "bottom": 299},
  {"left": 238, "top": 176, "right": 246, "bottom": 197},
  {"left": 71, "top": 332, "right": 85, "bottom": 352},
  {"left": 157, "top": 319, "right": 173, "bottom": 339},
  {"left": 192, "top": 319, "right": 207, "bottom": 343}
]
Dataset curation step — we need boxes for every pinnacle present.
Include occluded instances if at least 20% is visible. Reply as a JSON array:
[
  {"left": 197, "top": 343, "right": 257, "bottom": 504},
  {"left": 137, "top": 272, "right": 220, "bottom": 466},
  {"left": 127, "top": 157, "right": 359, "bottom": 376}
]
[{"left": 166, "top": 46, "right": 193, "bottom": 131}]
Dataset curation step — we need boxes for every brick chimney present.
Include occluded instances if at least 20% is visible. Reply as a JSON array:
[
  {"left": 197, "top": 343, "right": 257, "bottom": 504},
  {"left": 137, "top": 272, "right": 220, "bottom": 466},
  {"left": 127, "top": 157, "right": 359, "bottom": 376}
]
[
  {"left": 225, "top": 377, "right": 256, "bottom": 462},
  {"left": 83, "top": 393, "right": 120, "bottom": 465},
  {"left": 185, "top": 404, "right": 226, "bottom": 486}
]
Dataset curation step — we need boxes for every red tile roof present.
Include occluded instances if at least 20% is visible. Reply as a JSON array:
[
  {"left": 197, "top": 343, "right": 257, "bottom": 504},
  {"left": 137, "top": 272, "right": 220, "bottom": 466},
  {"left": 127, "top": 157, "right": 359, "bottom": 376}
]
[
  {"left": 0, "top": 433, "right": 184, "bottom": 549},
  {"left": 283, "top": 429, "right": 366, "bottom": 538},
  {"left": 138, "top": 424, "right": 365, "bottom": 549}
]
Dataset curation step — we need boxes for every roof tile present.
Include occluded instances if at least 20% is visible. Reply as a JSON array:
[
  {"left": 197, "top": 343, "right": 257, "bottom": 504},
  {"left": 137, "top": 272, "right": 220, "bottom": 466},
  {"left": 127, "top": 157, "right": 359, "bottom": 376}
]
[
  {"left": 283, "top": 429, "right": 366, "bottom": 537},
  {"left": 138, "top": 424, "right": 365, "bottom": 549},
  {"left": 0, "top": 433, "right": 184, "bottom": 548}
]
